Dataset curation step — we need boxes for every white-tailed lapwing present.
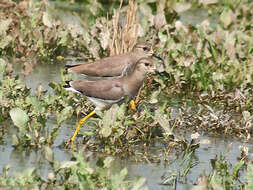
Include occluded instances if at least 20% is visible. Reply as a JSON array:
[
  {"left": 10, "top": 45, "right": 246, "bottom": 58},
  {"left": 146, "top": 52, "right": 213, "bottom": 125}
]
[
  {"left": 65, "top": 42, "right": 163, "bottom": 77},
  {"left": 64, "top": 57, "right": 158, "bottom": 144}
]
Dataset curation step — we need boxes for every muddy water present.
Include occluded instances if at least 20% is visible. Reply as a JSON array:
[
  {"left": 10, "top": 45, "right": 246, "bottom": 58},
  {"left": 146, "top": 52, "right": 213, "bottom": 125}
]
[{"left": 0, "top": 62, "right": 250, "bottom": 189}]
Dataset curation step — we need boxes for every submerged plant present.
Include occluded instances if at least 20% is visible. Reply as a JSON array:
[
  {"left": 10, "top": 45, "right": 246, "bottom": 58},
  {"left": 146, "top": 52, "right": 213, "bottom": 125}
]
[
  {"left": 0, "top": 150, "right": 147, "bottom": 190},
  {"left": 0, "top": 58, "right": 76, "bottom": 147},
  {"left": 192, "top": 155, "right": 245, "bottom": 190}
]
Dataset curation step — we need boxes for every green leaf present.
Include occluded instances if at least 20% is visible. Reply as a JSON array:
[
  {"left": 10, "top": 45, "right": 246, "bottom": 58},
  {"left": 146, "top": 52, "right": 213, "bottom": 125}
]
[
  {"left": 100, "top": 124, "right": 112, "bottom": 138},
  {"left": 158, "top": 31, "right": 168, "bottom": 42},
  {"left": 57, "top": 106, "right": 73, "bottom": 125},
  {"left": 232, "top": 160, "right": 244, "bottom": 179},
  {"left": 100, "top": 104, "right": 118, "bottom": 138},
  {"left": 246, "top": 164, "right": 253, "bottom": 190},
  {"left": 59, "top": 31, "right": 69, "bottom": 45},
  {"left": 242, "top": 111, "right": 251, "bottom": 121},
  {"left": 154, "top": 110, "right": 173, "bottom": 136},
  {"left": 26, "top": 96, "right": 45, "bottom": 114},
  {"left": 44, "top": 146, "right": 54, "bottom": 163},
  {"left": 11, "top": 134, "right": 19, "bottom": 146},
  {"left": 59, "top": 161, "right": 78, "bottom": 169},
  {"left": 173, "top": 3, "right": 191, "bottom": 13},
  {"left": 220, "top": 10, "right": 232, "bottom": 28},
  {"left": 103, "top": 156, "right": 114, "bottom": 168},
  {"left": 132, "top": 177, "right": 146, "bottom": 190},
  {"left": 111, "top": 168, "right": 128, "bottom": 189},
  {"left": 0, "top": 35, "right": 12, "bottom": 49},
  {"left": 9, "top": 107, "right": 29, "bottom": 128},
  {"left": 0, "top": 58, "right": 8, "bottom": 79},
  {"left": 120, "top": 168, "right": 128, "bottom": 178},
  {"left": 149, "top": 89, "right": 160, "bottom": 104},
  {"left": 117, "top": 103, "right": 127, "bottom": 120}
]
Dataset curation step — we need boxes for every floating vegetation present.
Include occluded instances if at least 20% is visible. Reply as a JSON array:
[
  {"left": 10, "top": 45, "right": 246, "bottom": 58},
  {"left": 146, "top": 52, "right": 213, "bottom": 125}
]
[{"left": 0, "top": 149, "right": 147, "bottom": 190}]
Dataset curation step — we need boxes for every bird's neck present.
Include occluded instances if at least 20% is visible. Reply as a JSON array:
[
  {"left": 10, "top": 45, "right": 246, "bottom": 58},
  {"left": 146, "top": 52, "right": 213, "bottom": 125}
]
[
  {"left": 130, "top": 51, "right": 147, "bottom": 62},
  {"left": 129, "top": 68, "right": 146, "bottom": 82},
  {"left": 123, "top": 69, "right": 146, "bottom": 97}
]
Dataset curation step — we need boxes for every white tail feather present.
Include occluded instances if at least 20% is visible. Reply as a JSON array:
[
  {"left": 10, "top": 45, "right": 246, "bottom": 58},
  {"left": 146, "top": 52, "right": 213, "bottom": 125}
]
[{"left": 64, "top": 87, "right": 81, "bottom": 94}]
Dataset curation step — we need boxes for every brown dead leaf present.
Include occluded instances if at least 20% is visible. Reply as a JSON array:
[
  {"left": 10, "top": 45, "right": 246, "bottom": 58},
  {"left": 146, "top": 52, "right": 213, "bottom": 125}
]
[
  {"left": 100, "top": 29, "right": 110, "bottom": 50},
  {"left": 0, "top": 0, "right": 15, "bottom": 9},
  {"left": 184, "top": 56, "right": 195, "bottom": 67},
  {"left": 220, "top": 9, "right": 234, "bottom": 28},
  {"left": 175, "top": 21, "right": 188, "bottom": 33},
  {"left": 213, "top": 26, "right": 224, "bottom": 45},
  {"left": 23, "top": 60, "right": 35, "bottom": 76},
  {"left": 173, "top": 3, "right": 191, "bottom": 13},
  {"left": 225, "top": 32, "right": 236, "bottom": 59},
  {"left": 154, "top": 13, "right": 166, "bottom": 30},
  {"left": 0, "top": 18, "right": 12, "bottom": 34},
  {"left": 195, "top": 174, "right": 209, "bottom": 190}
]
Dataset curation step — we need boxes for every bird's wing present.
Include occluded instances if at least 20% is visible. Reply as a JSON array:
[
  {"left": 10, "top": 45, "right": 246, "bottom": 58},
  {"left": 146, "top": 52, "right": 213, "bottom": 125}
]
[
  {"left": 70, "top": 79, "right": 125, "bottom": 101},
  {"left": 68, "top": 54, "right": 131, "bottom": 77}
]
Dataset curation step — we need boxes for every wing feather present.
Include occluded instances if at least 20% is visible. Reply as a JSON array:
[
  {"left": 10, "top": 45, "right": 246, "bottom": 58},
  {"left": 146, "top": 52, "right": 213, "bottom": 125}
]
[
  {"left": 70, "top": 79, "right": 124, "bottom": 101},
  {"left": 68, "top": 54, "right": 132, "bottom": 76}
]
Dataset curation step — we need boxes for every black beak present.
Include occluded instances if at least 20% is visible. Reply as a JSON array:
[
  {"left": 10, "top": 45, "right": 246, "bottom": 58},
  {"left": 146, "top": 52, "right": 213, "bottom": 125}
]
[
  {"left": 155, "top": 70, "right": 160, "bottom": 75},
  {"left": 152, "top": 53, "right": 163, "bottom": 62},
  {"left": 152, "top": 53, "right": 165, "bottom": 68}
]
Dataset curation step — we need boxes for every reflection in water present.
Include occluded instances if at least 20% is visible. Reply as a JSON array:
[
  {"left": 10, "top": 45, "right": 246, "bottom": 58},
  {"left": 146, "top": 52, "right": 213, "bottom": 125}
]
[
  {"left": 12, "top": 62, "right": 64, "bottom": 94},
  {"left": 0, "top": 118, "right": 74, "bottom": 177},
  {"left": 109, "top": 136, "right": 247, "bottom": 190},
  {"left": 1, "top": 123, "right": 245, "bottom": 189}
]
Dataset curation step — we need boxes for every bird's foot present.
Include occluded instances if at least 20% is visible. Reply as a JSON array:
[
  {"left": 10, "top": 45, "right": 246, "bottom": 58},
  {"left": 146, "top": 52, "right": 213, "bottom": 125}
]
[
  {"left": 129, "top": 100, "right": 137, "bottom": 111},
  {"left": 65, "top": 138, "right": 77, "bottom": 151}
]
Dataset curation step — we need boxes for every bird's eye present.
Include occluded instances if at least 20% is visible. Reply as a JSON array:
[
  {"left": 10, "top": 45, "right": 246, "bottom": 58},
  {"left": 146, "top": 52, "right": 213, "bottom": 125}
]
[
  {"left": 143, "top": 47, "right": 148, "bottom": 51},
  {"left": 145, "top": 63, "right": 149, "bottom": 66}
]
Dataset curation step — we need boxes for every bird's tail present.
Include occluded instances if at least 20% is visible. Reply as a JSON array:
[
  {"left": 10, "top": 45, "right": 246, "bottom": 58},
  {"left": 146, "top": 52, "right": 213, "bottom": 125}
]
[
  {"left": 65, "top": 64, "right": 79, "bottom": 69},
  {"left": 63, "top": 81, "right": 82, "bottom": 94},
  {"left": 63, "top": 81, "right": 71, "bottom": 88}
]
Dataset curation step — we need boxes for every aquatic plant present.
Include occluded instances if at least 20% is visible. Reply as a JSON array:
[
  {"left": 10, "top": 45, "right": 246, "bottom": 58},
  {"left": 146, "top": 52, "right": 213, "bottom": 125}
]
[
  {"left": 0, "top": 149, "right": 147, "bottom": 190},
  {"left": 0, "top": 0, "right": 253, "bottom": 188}
]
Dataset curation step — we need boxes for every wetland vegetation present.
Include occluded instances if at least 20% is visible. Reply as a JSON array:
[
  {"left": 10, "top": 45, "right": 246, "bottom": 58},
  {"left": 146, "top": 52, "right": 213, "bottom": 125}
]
[{"left": 1, "top": 0, "right": 253, "bottom": 189}]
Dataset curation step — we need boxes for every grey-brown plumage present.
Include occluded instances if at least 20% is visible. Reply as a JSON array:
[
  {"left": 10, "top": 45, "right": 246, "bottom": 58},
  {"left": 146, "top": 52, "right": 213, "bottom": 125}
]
[
  {"left": 64, "top": 57, "right": 156, "bottom": 111},
  {"left": 66, "top": 42, "right": 162, "bottom": 77}
]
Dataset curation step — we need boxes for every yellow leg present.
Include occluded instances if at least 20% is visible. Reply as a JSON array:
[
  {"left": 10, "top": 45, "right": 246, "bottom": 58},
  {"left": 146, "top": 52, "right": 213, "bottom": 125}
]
[
  {"left": 71, "top": 110, "right": 96, "bottom": 143},
  {"left": 129, "top": 100, "right": 136, "bottom": 111}
]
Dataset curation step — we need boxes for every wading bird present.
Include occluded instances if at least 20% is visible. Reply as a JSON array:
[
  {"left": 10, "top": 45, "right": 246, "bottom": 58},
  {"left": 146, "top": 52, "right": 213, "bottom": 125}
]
[
  {"left": 64, "top": 58, "right": 159, "bottom": 145},
  {"left": 66, "top": 42, "right": 163, "bottom": 77}
]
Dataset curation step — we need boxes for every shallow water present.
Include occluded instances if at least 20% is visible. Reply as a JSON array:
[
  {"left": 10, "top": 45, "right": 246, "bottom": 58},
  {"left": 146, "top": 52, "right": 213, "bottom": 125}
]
[
  {"left": 0, "top": 115, "right": 249, "bottom": 189},
  {"left": 0, "top": 118, "right": 73, "bottom": 177},
  {"left": 0, "top": 5, "right": 248, "bottom": 189},
  {"left": 1, "top": 62, "right": 251, "bottom": 189},
  {"left": 13, "top": 62, "right": 64, "bottom": 94}
]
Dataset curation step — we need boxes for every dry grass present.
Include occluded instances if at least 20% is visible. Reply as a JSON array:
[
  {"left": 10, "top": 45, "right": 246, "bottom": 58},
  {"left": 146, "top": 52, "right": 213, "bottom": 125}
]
[{"left": 109, "top": 0, "right": 138, "bottom": 55}]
